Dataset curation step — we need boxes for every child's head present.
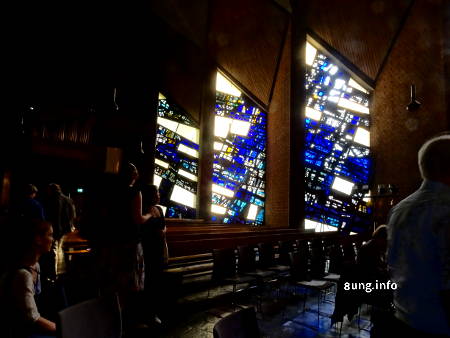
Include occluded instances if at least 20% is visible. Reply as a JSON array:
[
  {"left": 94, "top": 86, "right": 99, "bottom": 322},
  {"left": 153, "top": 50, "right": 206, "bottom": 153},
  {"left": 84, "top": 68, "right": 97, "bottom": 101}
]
[
  {"left": 141, "top": 184, "right": 160, "bottom": 210},
  {"left": 14, "top": 219, "right": 53, "bottom": 263}
]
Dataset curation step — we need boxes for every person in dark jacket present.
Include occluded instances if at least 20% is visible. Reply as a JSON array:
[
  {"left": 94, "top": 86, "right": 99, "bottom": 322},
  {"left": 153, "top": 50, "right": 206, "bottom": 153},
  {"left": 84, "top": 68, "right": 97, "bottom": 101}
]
[{"left": 17, "top": 184, "right": 45, "bottom": 221}]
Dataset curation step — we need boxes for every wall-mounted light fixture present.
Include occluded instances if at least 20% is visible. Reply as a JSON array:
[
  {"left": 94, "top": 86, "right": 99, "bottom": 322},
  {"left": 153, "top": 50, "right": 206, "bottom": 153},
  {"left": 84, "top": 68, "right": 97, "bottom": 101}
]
[{"left": 406, "top": 84, "right": 421, "bottom": 112}]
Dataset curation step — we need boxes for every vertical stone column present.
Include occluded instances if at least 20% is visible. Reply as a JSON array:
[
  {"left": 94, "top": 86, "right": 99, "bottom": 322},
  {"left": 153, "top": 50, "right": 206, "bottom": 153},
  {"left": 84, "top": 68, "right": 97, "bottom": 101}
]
[
  {"left": 289, "top": 0, "right": 308, "bottom": 229},
  {"left": 197, "top": 66, "right": 217, "bottom": 220}
]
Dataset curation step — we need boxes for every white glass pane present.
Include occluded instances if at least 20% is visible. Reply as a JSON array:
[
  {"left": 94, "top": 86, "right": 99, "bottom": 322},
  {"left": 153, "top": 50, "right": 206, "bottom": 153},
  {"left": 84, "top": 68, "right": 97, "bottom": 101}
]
[
  {"left": 153, "top": 175, "right": 162, "bottom": 188},
  {"left": 211, "top": 204, "right": 227, "bottom": 215},
  {"left": 155, "top": 158, "right": 169, "bottom": 169},
  {"left": 348, "top": 78, "right": 369, "bottom": 94},
  {"left": 305, "top": 42, "right": 317, "bottom": 66},
  {"left": 334, "top": 79, "right": 346, "bottom": 89},
  {"left": 170, "top": 185, "right": 196, "bottom": 208},
  {"left": 327, "top": 96, "right": 339, "bottom": 103},
  {"left": 178, "top": 144, "right": 199, "bottom": 158},
  {"left": 305, "top": 219, "right": 338, "bottom": 232},
  {"left": 178, "top": 169, "right": 198, "bottom": 182},
  {"left": 216, "top": 72, "right": 242, "bottom": 96},
  {"left": 354, "top": 127, "right": 370, "bottom": 147},
  {"left": 305, "top": 107, "right": 322, "bottom": 121},
  {"left": 157, "top": 117, "right": 179, "bottom": 132},
  {"left": 212, "top": 184, "right": 234, "bottom": 198},
  {"left": 329, "top": 65, "right": 338, "bottom": 75},
  {"left": 214, "top": 142, "right": 224, "bottom": 151},
  {"left": 214, "top": 116, "right": 232, "bottom": 138},
  {"left": 338, "top": 98, "right": 370, "bottom": 115},
  {"left": 176, "top": 124, "right": 199, "bottom": 144},
  {"left": 332, "top": 176, "right": 355, "bottom": 195},
  {"left": 305, "top": 219, "right": 317, "bottom": 230},
  {"left": 246, "top": 204, "right": 258, "bottom": 220},
  {"left": 230, "top": 119, "right": 251, "bottom": 136}
]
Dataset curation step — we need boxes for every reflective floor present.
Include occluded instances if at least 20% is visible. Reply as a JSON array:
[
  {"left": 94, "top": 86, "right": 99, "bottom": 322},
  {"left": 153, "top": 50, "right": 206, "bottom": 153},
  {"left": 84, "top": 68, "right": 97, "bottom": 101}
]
[{"left": 134, "top": 283, "right": 373, "bottom": 338}]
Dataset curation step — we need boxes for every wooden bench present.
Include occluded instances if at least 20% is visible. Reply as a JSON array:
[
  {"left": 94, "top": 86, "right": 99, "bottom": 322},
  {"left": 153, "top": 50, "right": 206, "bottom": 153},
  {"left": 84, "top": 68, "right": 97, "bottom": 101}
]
[{"left": 164, "top": 253, "right": 214, "bottom": 288}]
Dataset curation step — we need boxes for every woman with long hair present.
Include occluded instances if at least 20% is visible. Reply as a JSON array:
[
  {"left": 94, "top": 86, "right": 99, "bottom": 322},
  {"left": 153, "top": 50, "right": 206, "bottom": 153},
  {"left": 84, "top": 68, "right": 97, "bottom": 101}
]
[{"left": 0, "top": 219, "right": 56, "bottom": 337}]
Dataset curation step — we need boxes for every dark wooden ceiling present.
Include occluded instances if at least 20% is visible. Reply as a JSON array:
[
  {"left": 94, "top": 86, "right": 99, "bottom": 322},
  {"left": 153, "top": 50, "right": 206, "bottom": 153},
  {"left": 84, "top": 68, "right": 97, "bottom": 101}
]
[
  {"left": 307, "top": 0, "right": 413, "bottom": 81},
  {"left": 208, "top": 0, "right": 289, "bottom": 107},
  {"left": 150, "top": 0, "right": 209, "bottom": 48},
  {"left": 3, "top": 0, "right": 436, "bottom": 117},
  {"left": 151, "top": 0, "right": 289, "bottom": 107},
  {"left": 152, "top": 0, "right": 415, "bottom": 105}
]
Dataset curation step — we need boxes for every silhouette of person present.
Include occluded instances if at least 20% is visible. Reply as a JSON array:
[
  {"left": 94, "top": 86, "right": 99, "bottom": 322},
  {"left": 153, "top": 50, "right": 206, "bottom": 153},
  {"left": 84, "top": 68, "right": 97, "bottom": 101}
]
[{"left": 387, "top": 133, "right": 450, "bottom": 336}]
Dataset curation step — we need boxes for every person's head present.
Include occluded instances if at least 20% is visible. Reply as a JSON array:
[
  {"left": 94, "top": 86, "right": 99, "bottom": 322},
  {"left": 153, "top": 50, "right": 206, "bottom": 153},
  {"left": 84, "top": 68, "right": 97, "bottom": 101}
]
[
  {"left": 25, "top": 184, "right": 38, "bottom": 199},
  {"left": 372, "top": 224, "right": 387, "bottom": 250},
  {"left": 120, "top": 162, "right": 139, "bottom": 186},
  {"left": 48, "top": 183, "right": 62, "bottom": 196},
  {"left": 141, "top": 184, "right": 160, "bottom": 209},
  {"left": 418, "top": 133, "right": 450, "bottom": 185},
  {"left": 19, "top": 219, "right": 54, "bottom": 259}
]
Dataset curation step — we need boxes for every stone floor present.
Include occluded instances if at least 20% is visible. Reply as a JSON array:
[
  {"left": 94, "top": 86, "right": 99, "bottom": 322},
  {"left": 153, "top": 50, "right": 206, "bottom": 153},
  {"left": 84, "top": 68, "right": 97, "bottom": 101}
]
[{"left": 132, "top": 283, "right": 373, "bottom": 338}]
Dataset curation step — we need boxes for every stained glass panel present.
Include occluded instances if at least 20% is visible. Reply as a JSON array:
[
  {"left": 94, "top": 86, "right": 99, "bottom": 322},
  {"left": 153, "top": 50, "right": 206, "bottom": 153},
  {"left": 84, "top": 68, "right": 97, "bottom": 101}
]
[
  {"left": 212, "top": 72, "right": 266, "bottom": 225},
  {"left": 154, "top": 93, "right": 199, "bottom": 218},
  {"left": 304, "top": 42, "right": 372, "bottom": 233}
]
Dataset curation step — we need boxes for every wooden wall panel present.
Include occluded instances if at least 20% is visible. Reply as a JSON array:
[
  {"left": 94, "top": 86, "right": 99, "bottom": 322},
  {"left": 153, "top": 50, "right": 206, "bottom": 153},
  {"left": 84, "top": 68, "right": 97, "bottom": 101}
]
[
  {"left": 209, "top": 0, "right": 288, "bottom": 106},
  {"left": 158, "top": 26, "right": 207, "bottom": 123},
  {"left": 150, "top": 0, "right": 209, "bottom": 48},
  {"left": 371, "top": 0, "right": 447, "bottom": 221},
  {"left": 307, "top": 0, "right": 413, "bottom": 80},
  {"left": 266, "top": 24, "right": 291, "bottom": 227}
]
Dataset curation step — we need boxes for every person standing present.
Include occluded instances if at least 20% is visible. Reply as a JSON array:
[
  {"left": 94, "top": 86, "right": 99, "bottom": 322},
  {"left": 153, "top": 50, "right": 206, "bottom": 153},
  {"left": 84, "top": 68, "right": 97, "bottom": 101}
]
[
  {"left": 95, "top": 163, "right": 152, "bottom": 330},
  {"left": 42, "top": 184, "right": 76, "bottom": 279},
  {"left": 141, "top": 184, "right": 168, "bottom": 324},
  {"left": 17, "top": 184, "right": 45, "bottom": 221},
  {"left": 387, "top": 133, "right": 450, "bottom": 337}
]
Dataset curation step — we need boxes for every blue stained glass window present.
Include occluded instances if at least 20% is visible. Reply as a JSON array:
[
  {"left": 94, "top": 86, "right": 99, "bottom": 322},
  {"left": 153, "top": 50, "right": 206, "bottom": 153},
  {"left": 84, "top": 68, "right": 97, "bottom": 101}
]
[
  {"left": 212, "top": 72, "right": 266, "bottom": 225},
  {"left": 154, "top": 93, "right": 199, "bottom": 218},
  {"left": 304, "top": 42, "right": 372, "bottom": 233}
]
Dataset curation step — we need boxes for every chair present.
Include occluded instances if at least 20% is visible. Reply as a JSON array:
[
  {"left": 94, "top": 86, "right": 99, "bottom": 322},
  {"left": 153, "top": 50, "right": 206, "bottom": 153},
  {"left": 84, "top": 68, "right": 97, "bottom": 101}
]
[
  {"left": 57, "top": 294, "right": 121, "bottom": 338},
  {"left": 237, "top": 245, "right": 278, "bottom": 311},
  {"left": 277, "top": 240, "right": 294, "bottom": 266},
  {"left": 295, "top": 240, "right": 311, "bottom": 264},
  {"left": 237, "top": 245, "right": 277, "bottom": 281},
  {"left": 342, "top": 241, "right": 357, "bottom": 265},
  {"left": 310, "top": 239, "right": 327, "bottom": 279},
  {"left": 257, "top": 242, "right": 290, "bottom": 299},
  {"left": 213, "top": 307, "right": 260, "bottom": 338},
  {"left": 289, "top": 252, "right": 334, "bottom": 329},
  {"left": 257, "top": 242, "right": 290, "bottom": 275},
  {"left": 211, "top": 248, "right": 257, "bottom": 298},
  {"left": 313, "top": 240, "right": 340, "bottom": 302},
  {"left": 328, "top": 243, "right": 345, "bottom": 275}
]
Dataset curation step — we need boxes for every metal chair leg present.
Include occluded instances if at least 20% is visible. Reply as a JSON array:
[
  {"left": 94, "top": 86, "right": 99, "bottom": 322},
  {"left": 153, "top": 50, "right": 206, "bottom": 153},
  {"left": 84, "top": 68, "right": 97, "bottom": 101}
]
[{"left": 317, "top": 291, "right": 320, "bottom": 328}]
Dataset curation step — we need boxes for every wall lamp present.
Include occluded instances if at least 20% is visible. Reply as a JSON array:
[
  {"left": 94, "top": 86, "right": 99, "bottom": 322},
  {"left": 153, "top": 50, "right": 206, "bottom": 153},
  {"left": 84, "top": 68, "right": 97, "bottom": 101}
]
[{"left": 406, "top": 84, "right": 421, "bottom": 112}]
